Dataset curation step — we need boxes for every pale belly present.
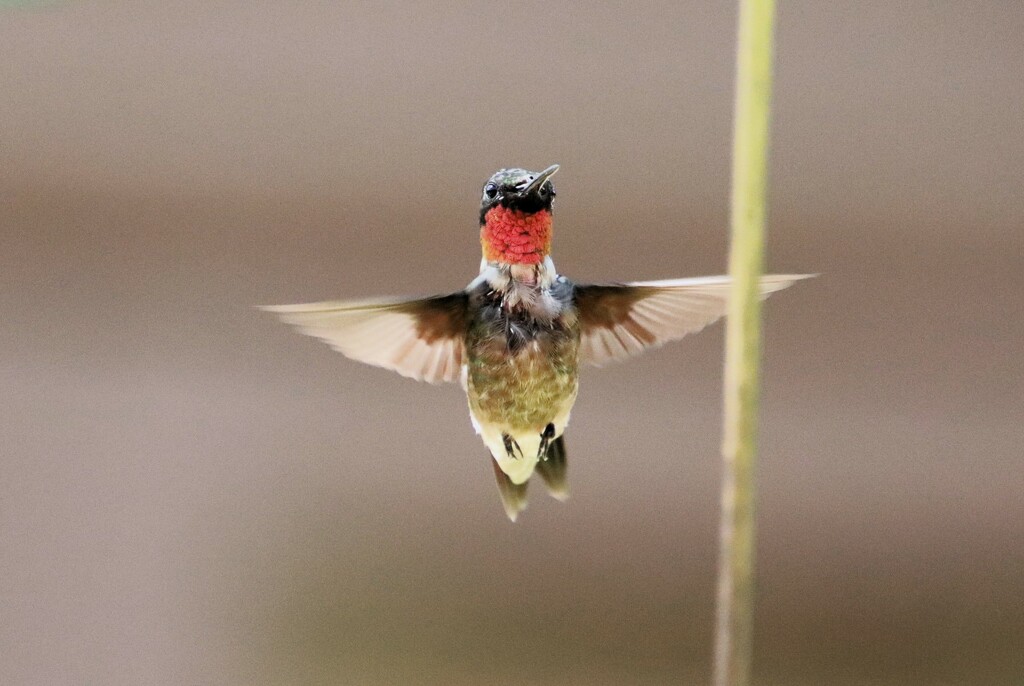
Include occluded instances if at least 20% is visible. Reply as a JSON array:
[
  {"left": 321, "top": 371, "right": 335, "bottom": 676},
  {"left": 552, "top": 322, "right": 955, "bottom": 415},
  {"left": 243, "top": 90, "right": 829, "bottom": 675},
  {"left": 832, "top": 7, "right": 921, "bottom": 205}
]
[{"left": 465, "top": 336, "right": 579, "bottom": 484}]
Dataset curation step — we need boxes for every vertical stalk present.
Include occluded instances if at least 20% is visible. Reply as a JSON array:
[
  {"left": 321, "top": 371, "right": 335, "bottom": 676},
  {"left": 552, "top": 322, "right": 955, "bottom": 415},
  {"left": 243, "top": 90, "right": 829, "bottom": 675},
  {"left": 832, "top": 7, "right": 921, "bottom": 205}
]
[{"left": 713, "top": 0, "right": 776, "bottom": 685}]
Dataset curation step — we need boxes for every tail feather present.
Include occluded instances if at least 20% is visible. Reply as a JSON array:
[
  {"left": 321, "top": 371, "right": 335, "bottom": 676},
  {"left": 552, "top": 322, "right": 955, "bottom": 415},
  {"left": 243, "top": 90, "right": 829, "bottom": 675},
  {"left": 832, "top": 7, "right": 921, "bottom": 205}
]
[
  {"left": 535, "top": 435, "right": 569, "bottom": 501},
  {"left": 491, "top": 458, "right": 529, "bottom": 521}
]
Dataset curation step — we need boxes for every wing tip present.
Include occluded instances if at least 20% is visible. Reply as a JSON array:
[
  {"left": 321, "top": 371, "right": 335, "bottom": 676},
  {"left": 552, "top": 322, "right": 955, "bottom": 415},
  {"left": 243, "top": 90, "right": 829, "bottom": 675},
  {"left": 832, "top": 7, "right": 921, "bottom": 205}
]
[
  {"left": 760, "top": 272, "right": 817, "bottom": 292},
  {"left": 769, "top": 273, "right": 818, "bottom": 283},
  {"left": 257, "top": 302, "right": 336, "bottom": 315},
  {"left": 257, "top": 301, "right": 354, "bottom": 314}
]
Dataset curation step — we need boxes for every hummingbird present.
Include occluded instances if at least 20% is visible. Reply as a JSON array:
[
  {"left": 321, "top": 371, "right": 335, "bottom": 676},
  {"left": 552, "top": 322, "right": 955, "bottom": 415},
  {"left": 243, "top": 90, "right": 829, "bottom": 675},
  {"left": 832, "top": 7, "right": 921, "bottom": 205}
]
[{"left": 264, "top": 164, "right": 808, "bottom": 521}]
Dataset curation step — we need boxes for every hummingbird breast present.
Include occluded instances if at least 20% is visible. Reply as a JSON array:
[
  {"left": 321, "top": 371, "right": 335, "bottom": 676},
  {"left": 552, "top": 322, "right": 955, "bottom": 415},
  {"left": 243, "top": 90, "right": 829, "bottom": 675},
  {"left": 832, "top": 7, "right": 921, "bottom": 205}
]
[{"left": 465, "top": 280, "right": 580, "bottom": 435}]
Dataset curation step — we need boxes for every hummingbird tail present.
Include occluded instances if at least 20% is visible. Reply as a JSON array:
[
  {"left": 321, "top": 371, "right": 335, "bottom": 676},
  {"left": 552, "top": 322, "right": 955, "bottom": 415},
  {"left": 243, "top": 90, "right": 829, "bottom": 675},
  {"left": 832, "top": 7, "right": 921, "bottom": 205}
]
[
  {"left": 491, "top": 458, "right": 529, "bottom": 522},
  {"left": 489, "top": 434, "right": 570, "bottom": 521},
  {"left": 535, "top": 435, "right": 569, "bottom": 501}
]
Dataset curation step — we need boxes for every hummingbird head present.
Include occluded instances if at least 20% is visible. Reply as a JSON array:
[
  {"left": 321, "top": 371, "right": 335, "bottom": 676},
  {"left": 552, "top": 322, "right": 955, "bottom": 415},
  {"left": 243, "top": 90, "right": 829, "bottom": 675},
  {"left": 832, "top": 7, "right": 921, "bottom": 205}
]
[{"left": 479, "top": 164, "right": 559, "bottom": 265}]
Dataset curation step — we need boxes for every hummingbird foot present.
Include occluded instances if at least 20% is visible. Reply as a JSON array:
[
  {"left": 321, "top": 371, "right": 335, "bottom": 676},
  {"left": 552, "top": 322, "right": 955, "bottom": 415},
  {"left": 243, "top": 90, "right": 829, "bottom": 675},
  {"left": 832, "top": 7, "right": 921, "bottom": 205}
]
[
  {"left": 538, "top": 423, "right": 557, "bottom": 461},
  {"left": 502, "top": 433, "right": 524, "bottom": 460}
]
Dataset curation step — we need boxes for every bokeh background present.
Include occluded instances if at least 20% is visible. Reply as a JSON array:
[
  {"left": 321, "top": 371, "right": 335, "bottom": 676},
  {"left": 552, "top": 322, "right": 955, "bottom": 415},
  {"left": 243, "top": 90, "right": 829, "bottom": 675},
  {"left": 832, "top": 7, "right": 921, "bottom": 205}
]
[{"left": 2, "top": 2, "right": 1022, "bottom": 684}]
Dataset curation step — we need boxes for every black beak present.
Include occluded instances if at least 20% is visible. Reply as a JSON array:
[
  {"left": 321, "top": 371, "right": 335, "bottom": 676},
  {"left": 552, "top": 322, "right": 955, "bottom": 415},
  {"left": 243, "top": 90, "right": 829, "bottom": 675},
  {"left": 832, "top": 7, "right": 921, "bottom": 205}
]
[{"left": 522, "top": 164, "right": 560, "bottom": 196}]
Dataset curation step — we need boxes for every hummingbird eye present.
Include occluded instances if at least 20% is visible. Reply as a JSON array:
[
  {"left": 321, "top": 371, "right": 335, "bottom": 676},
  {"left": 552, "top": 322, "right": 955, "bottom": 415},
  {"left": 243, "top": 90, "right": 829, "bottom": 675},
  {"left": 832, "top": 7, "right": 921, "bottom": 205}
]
[{"left": 484, "top": 183, "right": 498, "bottom": 199}]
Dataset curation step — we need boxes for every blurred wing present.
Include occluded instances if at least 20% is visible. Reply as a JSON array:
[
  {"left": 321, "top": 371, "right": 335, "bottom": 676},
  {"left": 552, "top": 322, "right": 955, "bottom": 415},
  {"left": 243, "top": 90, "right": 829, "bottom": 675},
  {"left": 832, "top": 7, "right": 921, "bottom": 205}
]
[
  {"left": 575, "top": 274, "right": 811, "bottom": 366},
  {"left": 262, "top": 292, "right": 469, "bottom": 383}
]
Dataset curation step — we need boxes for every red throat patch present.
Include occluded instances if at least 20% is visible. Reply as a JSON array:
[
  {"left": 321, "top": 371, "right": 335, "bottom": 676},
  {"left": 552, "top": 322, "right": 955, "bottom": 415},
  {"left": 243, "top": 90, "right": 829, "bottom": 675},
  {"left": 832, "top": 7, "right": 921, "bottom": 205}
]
[{"left": 480, "top": 206, "right": 553, "bottom": 265}]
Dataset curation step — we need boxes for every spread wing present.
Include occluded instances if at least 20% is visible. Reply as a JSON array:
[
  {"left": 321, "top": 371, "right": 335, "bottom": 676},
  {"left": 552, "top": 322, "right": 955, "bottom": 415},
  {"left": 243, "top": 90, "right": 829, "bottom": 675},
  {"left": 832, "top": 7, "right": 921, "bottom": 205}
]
[
  {"left": 261, "top": 292, "right": 469, "bottom": 383},
  {"left": 574, "top": 274, "right": 811, "bottom": 366}
]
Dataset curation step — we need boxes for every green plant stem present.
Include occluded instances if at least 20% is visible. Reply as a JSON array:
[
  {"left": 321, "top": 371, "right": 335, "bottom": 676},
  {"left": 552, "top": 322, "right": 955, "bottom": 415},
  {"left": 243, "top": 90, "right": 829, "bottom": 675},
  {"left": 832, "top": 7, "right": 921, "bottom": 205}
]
[{"left": 713, "top": 0, "right": 776, "bottom": 685}]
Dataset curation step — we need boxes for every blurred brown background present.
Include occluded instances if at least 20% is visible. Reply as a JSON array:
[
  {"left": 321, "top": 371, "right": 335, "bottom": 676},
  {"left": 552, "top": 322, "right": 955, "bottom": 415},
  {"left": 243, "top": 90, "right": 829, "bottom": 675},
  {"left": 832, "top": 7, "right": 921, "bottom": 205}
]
[{"left": 2, "top": 2, "right": 1022, "bottom": 684}]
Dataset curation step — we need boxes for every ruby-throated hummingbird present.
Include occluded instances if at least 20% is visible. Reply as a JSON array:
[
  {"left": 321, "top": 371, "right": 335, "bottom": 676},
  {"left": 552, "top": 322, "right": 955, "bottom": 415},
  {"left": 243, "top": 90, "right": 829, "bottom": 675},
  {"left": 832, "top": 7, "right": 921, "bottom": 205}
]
[{"left": 264, "top": 165, "right": 808, "bottom": 521}]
